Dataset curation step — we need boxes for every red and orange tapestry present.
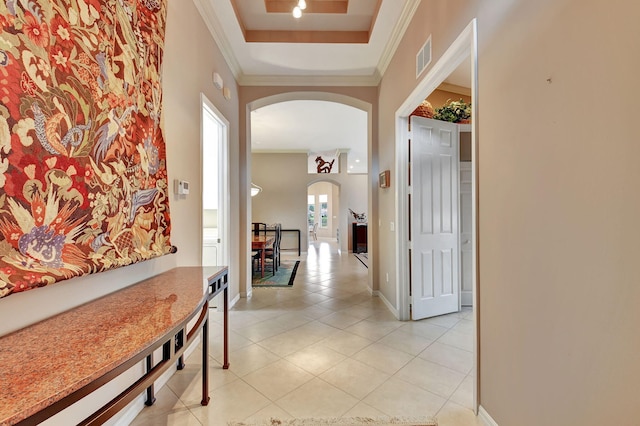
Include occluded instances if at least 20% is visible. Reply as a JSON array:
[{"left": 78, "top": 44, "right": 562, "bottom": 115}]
[{"left": 0, "top": 0, "right": 172, "bottom": 298}]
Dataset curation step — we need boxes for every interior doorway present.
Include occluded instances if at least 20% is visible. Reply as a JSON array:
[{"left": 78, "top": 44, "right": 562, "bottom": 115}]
[
  {"left": 201, "top": 94, "right": 229, "bottom": 306},
  {"left": 395, "top": 19, "right": 479, "bottom": 411},
  {"left": 307, "top": 181, "right": 340, "bottom": 245}
]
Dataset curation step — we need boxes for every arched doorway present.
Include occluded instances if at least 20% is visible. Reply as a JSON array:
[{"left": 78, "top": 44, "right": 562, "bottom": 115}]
[{"left": 243, "top": 92, "right": 374, "bottom": 298}]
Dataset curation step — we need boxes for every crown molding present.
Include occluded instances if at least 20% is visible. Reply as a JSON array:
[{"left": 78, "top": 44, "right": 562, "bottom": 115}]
[
  {"left": 193, "top": 0, "right": 243, "bottom": 80},
  {"left": 238, "top": 73, "right": 380, "bottom": 87},
  {"left": 376, "top": 0, "right": 421, "bottom": 79},
  {"left": 252, "top": 148, "right": 351, "bottom": 154},
  {"left": 194, "top": 0, "right": 419, "bottom": 87}
]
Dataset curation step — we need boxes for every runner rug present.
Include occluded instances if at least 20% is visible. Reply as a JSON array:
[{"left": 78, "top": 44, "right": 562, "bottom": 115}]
[
  {"left": 252, "top": 260, "right": 300, "bottom": 287},
  {"left": 229, "top": 416, "right": 436, "bottom": 426},
  {"left": 354, "top": 252, "right": 369, "bottom": 268}
]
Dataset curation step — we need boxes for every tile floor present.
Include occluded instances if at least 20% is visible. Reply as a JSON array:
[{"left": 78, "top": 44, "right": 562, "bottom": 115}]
[{"left": 131, "top": 241, "right": 481, "bottom": 426}]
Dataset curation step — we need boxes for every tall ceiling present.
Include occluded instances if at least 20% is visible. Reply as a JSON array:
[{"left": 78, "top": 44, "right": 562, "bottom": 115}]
[
  {"left": 194, "top": 0, "right": 469, "bottom": 169},
  {"left": 194, "top": 0, "right": 420, "bottom": 85}
]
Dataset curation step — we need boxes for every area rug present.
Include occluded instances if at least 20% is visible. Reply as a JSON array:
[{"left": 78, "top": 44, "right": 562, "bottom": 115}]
[
  {"left": 354, "top": 252, "right": 369, "bottom": 268},
  {"left": 229, "top": 417, "right": 436, "bottom": 426},
  {"left": 252, "top": 260, "right": 300, "bottom": 287}
]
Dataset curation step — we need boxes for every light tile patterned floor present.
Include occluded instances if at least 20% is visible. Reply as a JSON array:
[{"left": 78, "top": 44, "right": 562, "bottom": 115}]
[{"left": 131, "top": 241, "right": 480, "bottom": 426}]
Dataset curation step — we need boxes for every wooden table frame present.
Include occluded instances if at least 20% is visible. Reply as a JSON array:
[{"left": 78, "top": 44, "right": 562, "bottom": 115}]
[{"left": 252, "top": 235, "right": 274, "bottom": 277}]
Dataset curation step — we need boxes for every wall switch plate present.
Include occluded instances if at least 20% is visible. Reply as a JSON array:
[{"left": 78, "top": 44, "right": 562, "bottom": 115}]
[
  {"left": 390, "top": 221, "right": 395, "bottom": 232},
  {"left": 174, "top": 179, "right": 190, "bottom": 195}
]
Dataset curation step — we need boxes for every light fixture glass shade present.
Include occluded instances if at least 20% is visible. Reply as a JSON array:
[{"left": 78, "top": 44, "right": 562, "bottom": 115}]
[
  {"left": 298, "top": 0, "right": 307, "bottom": 10},
  {"left": 292, "top": 6, "right": 302, "bottom": 18},
  {"left": 250, "top": 183, "right": 262, "bottom": 197}
]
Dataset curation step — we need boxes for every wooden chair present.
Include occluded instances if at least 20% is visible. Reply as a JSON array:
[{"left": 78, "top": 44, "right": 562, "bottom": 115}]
[
  {"left": 251, "top": 250, "right": 261, "bottom": 276},
  {"left": 263, "top": 223, "right": 281, "bottom": 274},
  {"left": 252, "top": 222, "right": 267, "bottom": 237}
]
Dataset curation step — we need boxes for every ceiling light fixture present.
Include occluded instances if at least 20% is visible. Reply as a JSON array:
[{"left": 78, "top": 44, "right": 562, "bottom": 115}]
[
  {"left": 251, "top": 183, "right": 263, "bottom": 197},
  {"left": 292, "top": 6, "right": 302, "bottom": 18}
]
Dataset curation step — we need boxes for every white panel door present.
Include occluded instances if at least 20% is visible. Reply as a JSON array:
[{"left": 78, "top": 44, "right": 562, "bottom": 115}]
[
  {"left": 460, "top": 162, "right": 473, "bottom": 306},
  {"left": 410, "top": 117, "right": 460, "bottom": 320}
]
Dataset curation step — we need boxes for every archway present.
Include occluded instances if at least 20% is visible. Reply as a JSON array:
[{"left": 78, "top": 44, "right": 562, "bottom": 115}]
[{"left": 243, "top": 92, "right": 375, "bottom": 298}]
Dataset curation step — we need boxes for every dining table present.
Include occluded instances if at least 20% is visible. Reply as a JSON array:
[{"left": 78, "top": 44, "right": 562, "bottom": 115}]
[{"left": 252, "top": 235, "right": 274, "bottom": 277}]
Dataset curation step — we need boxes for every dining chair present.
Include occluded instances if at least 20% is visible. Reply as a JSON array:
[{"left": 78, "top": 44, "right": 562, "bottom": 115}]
[
  {"left": 310, "top": 222, "right": 318, "bottom": 241},
  {"left": 263, "top": 223, "right": 281, "bottom": 274},
  {"left": 251, "top": 250, "right": 261, "bottom": 275},
  {"left": 252, "top": 222, "right": 268, "bottom": 237}
]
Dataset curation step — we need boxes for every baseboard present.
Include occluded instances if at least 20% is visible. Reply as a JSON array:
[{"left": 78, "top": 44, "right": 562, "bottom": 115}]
[
  {"left": 478, "top": 406, "right": 499, "bottom": 426},
  {"left": 111, "top": 329, "right": 204, "bottom": 425},
  {"left": 229, "top": 292, "right": 240, "bottom": 308},
  {"left": 376, "top": 291, "right": 400, "bottom": 319},
  {"left": 110, "top": 394, "right": 145, "bottom": 426}
]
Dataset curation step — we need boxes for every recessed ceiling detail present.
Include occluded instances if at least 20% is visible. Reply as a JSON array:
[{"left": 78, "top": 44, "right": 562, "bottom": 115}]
[
  {"left": 230, "top": 0, "right": 381, "bottom": 44},
  {"left": 265, "top": 0, "right": 349, "bottom": 14}
]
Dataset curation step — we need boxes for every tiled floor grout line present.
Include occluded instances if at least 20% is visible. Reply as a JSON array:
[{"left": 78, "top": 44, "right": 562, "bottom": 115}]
[{"left": 133, "top": 242, "right": 477, "bottom": 425}]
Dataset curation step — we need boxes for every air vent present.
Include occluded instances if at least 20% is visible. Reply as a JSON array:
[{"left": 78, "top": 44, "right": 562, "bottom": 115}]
[{"left": 416, "top": 35, "right": 432, "bottom": 78}]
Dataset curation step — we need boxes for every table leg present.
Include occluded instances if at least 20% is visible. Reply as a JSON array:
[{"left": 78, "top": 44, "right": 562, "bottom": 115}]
[
  {"left": 145, "top": 354, "right": 156, "bottom": 406},
  {"left": 201, "top": 316, "right": 210, "bottom": 406},
  {"left": 260, "top": 246, "right": 266, "bottom": 277},
  {"left": 223, "top": 285, "right": 230, "bottom": 369}
]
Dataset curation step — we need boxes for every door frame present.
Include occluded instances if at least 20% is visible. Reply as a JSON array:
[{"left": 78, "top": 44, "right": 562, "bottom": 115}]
[
  {"left": 245, "top": 92, "right": 374, "bottom": 296},
  {"left": 394, "top": 19, "right": 479, "bottom": 411},
  {"left": 200, "top": 93, "right": 230, "bottom": 267}
]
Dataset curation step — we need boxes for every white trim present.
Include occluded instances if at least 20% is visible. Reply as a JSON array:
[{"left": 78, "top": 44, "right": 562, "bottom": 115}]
[
  {"left": 110, "top": 394, "right": 145, "bottom": 426},
  {"left": 110, "top": 335, "right": 204, "bottom": 425},
  {"left": 239, "top": 74, "right": 380, "bottom": 87},
  {"left": 396, "top": 22, "right": 475, "bottom": 116},
  {"left": 377, "top": 0, "right": 421, "bottom": 79},
  {"left": 229, "top": 292, "right": 241, "bottom": 308},
  {"left": 478, "top": 406, "right": 499, "bottom": 426},
  {"left": 193, "top": 0, "right": 420, "bottom": 87},
  {"left": 200, "top": 94, "right": 231, "bottom": 271},
  {"left": 246, "top": 91, "right": 374, "bottom": 295},
  {"left": 376, "top": 291, "right": 400, "bottom": 319},
  {"left": 394, "top": 17, "right": 479, "bottom": 409},
  {"left": 192, "top": 0, "right": 243, "bottom": 80}
]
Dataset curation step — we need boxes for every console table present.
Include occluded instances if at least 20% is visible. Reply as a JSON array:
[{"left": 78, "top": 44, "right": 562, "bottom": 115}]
[{"left": 0, "top": 266, "right": 229, "bottom": 425}]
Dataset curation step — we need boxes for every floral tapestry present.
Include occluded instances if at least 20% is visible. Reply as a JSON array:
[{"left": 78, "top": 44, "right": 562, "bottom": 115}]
[{"left": 0, "top": 0, "right": 172, "bottom": 298}]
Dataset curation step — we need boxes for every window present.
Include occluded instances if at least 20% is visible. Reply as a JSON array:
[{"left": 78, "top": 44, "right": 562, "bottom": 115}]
[
  {"left": 308, "top": 195, "right": 315, "bottom": 227},
  {"left": 319, "top": 194, "right": 328, "bottom": 228}
]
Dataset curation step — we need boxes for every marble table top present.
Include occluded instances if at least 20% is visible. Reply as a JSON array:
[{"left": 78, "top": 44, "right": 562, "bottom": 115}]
[{"left": 0, "top": 266, "right": 227, "bottom": 425}]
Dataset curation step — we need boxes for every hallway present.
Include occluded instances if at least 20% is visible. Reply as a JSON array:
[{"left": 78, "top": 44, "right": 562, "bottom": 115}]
[{"left": 132, "top": 241, "right": 479, "bottom": 425}]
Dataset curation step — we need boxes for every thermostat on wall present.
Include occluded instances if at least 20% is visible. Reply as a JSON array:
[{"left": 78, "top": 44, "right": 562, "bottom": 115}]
[{"left": 174, "top": 179, "right": 190, "bottom": 195}]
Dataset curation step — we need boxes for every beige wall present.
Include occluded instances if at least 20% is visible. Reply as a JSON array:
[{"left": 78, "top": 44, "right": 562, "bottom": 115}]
[
  {"left": 427, "top": 88, "right": 471, "bottom": 110},
  {"left": 476, "top": 0, "right": 640, "bottom": 423},
  {"left": 382, "top": 0, "right": 640, "bottom": 423},
  {"left": 163, "top": 0, "right": 240, "bottom": 294},
  {"left": 378, "top": 0, "right": 476, "bottom": 308},
  {"left": 252, "top": 153, "right": 367, "bottom": 253}
]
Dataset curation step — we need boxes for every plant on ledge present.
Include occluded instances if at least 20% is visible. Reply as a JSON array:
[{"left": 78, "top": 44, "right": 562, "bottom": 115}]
[{"left": 433, "top": 99, "right": 471, "bottom": 123}]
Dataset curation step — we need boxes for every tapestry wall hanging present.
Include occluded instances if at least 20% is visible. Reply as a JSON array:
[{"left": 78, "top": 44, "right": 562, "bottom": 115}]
[{"left": 0, "top": 0, "right": 172, "bottom": 298}]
